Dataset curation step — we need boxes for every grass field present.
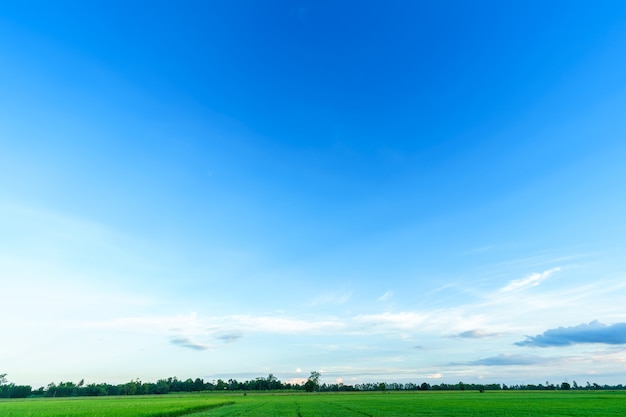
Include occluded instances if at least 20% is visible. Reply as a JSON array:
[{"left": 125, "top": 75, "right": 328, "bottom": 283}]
[
  {"left": 2, "top": 390, "right": 625, "bottom": 416},
  {"left": 0, "top": 394, "right": 233, "bottom": 417}
]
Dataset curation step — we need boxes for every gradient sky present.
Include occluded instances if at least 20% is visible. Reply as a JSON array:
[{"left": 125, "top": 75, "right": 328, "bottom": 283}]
[{"left": 2, "top": 1, "right": 626, "bottom": 388}]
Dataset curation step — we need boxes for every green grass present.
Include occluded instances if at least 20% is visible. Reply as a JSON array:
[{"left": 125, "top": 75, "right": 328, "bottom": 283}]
[
  {"left": 2, "top": 390, "right": 626, "bottom": 416},
  {"left": 0, "top": 394, "right": 233, "bottom": 417},
  {"left": 195, "top": 391, "right": 626, "bottom": 417}
]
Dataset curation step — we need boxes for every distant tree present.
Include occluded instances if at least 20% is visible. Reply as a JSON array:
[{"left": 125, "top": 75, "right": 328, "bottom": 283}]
[
  {"left": 155, "top": 379, "right": 169, "bottom": 394},
  {"left": 193, "top": 378, "right": 205, "bottom": 392},
  {"left": 123, "top": 380, "right": 143, "bottom": 395},
  {"left": 561, "top": 382, "right": 571, "bottom": 390},
  {"left": 304, "top": 371, "right": 320, "bottom": 392},
  {"left": 267, "top": 373, "right": 277, "bottom": 390},
  {"left": 216, "top": 379, "right": 227, "bottom": 390},
  {"left": 304, "top": 380, "right": 315, "bottom": 392}
]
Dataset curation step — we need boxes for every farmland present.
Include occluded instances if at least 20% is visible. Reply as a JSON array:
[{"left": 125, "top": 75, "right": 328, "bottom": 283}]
[
  {"left": 2, "top": 390, "right": 626, "bottom": 417},
  {"left": 0, "top": 394, "right": 233, "bottom": 417}
]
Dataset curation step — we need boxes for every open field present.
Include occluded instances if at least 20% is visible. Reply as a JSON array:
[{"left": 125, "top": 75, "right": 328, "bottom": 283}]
[
  {"left": 0, "top": 394, "right": 233, "bottom": 417},
  {"left": 2, "top": 391, "right": 626, "bottom": 417}
]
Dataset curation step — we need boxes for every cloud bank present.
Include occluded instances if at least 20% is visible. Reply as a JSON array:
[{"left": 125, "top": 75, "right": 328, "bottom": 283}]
[{"left": 516, "top": 321, "right": 626, "bottom": 347}]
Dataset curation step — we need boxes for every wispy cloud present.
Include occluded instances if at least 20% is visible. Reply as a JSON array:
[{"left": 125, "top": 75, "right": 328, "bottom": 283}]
[
  {"left": 459, "top": 354, "right": 551, "bottom": 366},
  {"left": 352, "top": 310, "right": 489, "bottom": 336},
  {"left": 311, "top": 291, "right": 352, "bottom": 306},
  {"left": 455, "top": 329, "right": 503, "bottom": 339},
  {"left": 170, "top": 337, "right": 211, "bottom": 351},
  {"left": 214, "top": 333, "right": 242, "bottom": 343},
  {"left": 98, "top": 312, "right": 345, "bottom": 341},
  {"left": 378, "top": 291, "right": 393, "bottom": 302},
  {"left": 233, "top": 314, "right": 345, "bottom": 333},
  {"left": 500, "top": 267, "right": 561, "bottom": 292},
  {"left": 516, "top": 321, "right": 626, "bottom": 347},
  {"left": 353, "top": 311, "right": 430, "bottom": 330}
]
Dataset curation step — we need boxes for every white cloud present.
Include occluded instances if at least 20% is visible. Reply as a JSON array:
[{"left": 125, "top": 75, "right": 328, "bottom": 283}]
[
  {"left": 235, "top": 314, "right": 345, "bottom": 333},
  {"left": 97, "top": 312, "right": 346, "bottom": 343},
  {"left": 352, "top": 310, "right": 489, "bottom": 336},
  {"left": 311, "top": 291, "right": 352, "bottom": 306},
  {"left": 353, "top": 311, "right": 430, "bottom": 330},
  {"left": 378, "top": 290, "right": 393, "bottom": 301},
  {"left": 500, "top": 267, "right": 561, "bottom": 292}
]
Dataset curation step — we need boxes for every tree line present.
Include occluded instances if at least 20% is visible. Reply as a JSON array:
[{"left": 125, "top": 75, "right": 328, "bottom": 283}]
[
  {"left": 0, "top": 374, "right": 33, "bottom": 399},
  {"left": 2, "top": 372, "right": 625, "bottom": 399}
]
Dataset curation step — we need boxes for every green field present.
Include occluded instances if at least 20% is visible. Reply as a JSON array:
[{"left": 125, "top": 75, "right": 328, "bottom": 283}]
[
  {"left": 0, "top": 395, "right": 233, "bottom": 417},
  {"left": 2, "top": 391, "right": 625, "bottom": 417}
]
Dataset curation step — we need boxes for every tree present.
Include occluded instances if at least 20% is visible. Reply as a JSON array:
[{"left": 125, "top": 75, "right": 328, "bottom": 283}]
[
  {"left": 155, "top": 379, "right": 169, "bottom": 394},
  {"left": 561, "top": 382, "right": 571, "bottom": 390},
  {"left": 216, "top": 379, "right": 227, "bottom": 390},
  {"left": 193, "top": 378, "right": 205, "bottom": 392},
  {"left": 267, "top": 373, "right": 277, "bottom": 390},
  {"left": 305, "top": 371, "right": 320, "bottom": 392}
]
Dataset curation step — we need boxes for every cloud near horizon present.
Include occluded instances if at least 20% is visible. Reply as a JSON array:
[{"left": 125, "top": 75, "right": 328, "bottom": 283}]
[
  {"left": 457, "top": 354, "right": 551, "bottom": 366},
  {"left": 516, "top": 321, "right": 626, "bottom": 347}
]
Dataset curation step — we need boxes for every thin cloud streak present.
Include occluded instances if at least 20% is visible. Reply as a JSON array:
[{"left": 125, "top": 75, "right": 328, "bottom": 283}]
[
  {"left": 457, "top": 354, "right": 552, "bottom": 366},
  {"left": 378, "top": 291, "right": 393, "bottom": 301},
  {"left": 170, "top": 337, "right": 212, "bottom": 351},
  {"left": 500, "top": 267, "right": 561, "bottom": 292},
  {"left": 310, "top": 291, "right": 352, "bottom": 306},
  {"left": 97, "top": 313, "right": 346, "bottom": 338},
  {"left": 455, "top": 329, "right": 504, "bottom": 339}
]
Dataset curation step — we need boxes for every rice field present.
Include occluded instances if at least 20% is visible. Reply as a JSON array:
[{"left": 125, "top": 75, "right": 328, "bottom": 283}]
[
  {"left": 0, "top": 394, "right": 233, "bottom": 417},
  {"left": 2, "top": 390, "right": 625, "bottom": 416}
]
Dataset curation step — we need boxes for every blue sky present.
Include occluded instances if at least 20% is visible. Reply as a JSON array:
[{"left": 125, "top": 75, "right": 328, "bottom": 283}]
[{"left": 2, "top": 1, "right": 626, "bottom": 387}]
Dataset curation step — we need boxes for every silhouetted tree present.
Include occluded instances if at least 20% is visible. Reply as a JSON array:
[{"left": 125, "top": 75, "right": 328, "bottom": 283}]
[{"left": 305, "top": 371, "right": 320, "bottom": 392}]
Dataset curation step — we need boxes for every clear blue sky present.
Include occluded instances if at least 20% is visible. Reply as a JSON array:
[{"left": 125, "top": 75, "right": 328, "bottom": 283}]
[{"left": 2, "top": 1, "right": 626, "bottom": 387}]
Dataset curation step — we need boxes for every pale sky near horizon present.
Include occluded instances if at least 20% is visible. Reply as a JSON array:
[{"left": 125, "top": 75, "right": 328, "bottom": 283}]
[{"left": 2, "top": 1, "right": 626, "bottom": 388}]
